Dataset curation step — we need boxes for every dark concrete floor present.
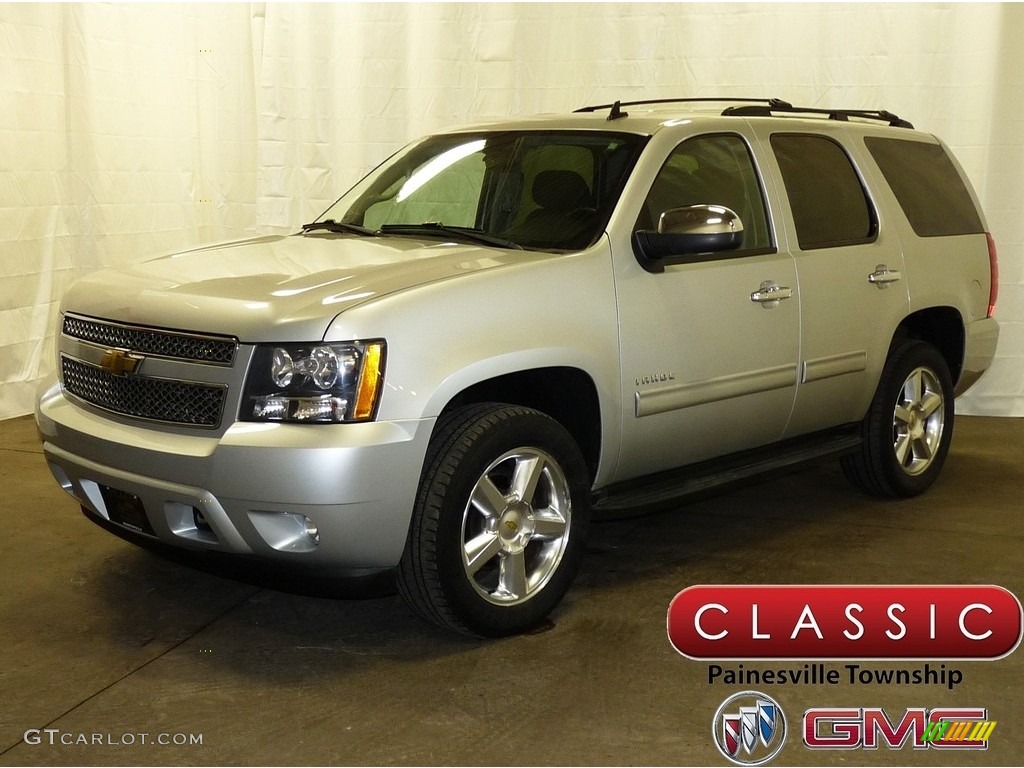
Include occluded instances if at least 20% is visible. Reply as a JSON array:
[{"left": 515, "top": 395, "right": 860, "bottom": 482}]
[{"left": 1, "top": 414, "right": 1021, "bottom": 766}]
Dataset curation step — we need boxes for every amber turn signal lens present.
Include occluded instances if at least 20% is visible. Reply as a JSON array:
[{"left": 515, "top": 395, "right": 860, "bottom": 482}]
[{"left": 354, "top": 342, "right": 385, "bottom": 420}]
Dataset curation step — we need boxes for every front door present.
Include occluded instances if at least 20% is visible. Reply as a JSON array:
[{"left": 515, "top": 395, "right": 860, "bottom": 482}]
[{"left": 613, "top": 133, "right": 800, "bottom": 482}]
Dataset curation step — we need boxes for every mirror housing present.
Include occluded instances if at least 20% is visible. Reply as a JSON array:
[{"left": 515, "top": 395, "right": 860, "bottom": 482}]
[{"left": 633, "top": 205, "right": 744, "bottom": 271}]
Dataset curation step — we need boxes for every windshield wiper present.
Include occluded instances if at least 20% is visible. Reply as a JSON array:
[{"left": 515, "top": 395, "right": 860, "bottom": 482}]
[
  {"left": 379, "top": 222, "right": 523, "bottom": 250},
  {"left": 301, "top": 219, "right": 376, "bottom": 237}
]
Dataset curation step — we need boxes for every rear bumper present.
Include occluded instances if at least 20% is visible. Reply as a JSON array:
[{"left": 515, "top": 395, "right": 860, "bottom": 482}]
[
  {"left": 36, "top": 377, "right": 432, "bottom": 568},
  {"left": 955, "top": 317, "right": 999, "bottom": 396}
]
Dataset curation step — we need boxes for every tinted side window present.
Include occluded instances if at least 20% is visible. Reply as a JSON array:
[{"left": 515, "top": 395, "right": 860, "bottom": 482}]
[
  {"left": 771, "top": 134, "right": 877, "bottom": 250},
  {"left": 864, "top": 137, "right": 984, "bottom": 237},
  {"left": 637, "top": 134, "right": 773, "bottom": 252}
]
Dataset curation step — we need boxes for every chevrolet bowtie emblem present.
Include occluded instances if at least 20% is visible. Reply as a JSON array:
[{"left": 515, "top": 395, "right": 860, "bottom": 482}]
[{"left": 100, "top": 348, "right": 143, "bottom": 376}]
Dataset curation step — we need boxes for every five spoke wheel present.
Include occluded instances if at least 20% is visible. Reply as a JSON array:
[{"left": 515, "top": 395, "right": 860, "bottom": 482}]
[
  {"left": 398, "top": 404, "right": 590, "bottom": 636},
  {"left": 892, "top": 366, "right": 945, "bottom": 476},
  {"left": 842, "top": 340, "right": 954, "bottom": 497},
  {"left": 462, "top": 448, "right": 572, "bottom": 605}
]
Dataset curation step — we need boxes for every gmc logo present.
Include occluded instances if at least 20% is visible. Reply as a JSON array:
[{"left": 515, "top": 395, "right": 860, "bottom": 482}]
[{"left": 804, "top": 708, "right": 995, "bottom": 751}]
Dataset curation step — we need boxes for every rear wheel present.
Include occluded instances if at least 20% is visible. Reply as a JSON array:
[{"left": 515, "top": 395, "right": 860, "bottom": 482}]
[
  {"left": 841, "top": 340, "right": 955, "bottom": 497},
  {"left": 397, "top": 404, "right": 590, "bottom": 636}
]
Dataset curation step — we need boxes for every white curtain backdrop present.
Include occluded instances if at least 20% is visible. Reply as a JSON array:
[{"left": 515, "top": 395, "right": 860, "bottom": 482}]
[{"left": 2, "top": 2, "right": 1022, "bottom": 419}]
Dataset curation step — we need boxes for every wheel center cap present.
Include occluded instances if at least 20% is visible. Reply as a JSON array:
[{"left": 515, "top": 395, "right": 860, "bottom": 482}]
[
  {"left": 908, "top": 408, "right": 924, "bottom": 439},
  {"left": 499, "top": 502, "right": 534, "bottom": 549}
]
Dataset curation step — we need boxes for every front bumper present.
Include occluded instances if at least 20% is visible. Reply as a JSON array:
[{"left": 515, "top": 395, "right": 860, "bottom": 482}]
[{"left": 36, "top": 377, "right": 433, "bottom": 568}]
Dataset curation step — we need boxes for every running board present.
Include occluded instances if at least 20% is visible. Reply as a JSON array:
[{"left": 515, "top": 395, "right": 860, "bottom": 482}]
[{"left": 592, "top": 429, "right": 862, "bottom": 514}]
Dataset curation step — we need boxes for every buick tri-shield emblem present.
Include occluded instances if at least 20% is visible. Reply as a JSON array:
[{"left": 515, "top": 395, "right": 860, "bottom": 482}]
[{"left": 712, "top": 691, "right": 786, "bottom": 766}]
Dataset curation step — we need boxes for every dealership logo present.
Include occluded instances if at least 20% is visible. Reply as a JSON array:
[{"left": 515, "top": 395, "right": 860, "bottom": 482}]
[
  {"left": 803, "top": 707, "right": 996, "bottom": 751},
  {"left": 668, "top": 585, "right": 1023, "bottom": 659},
  {"left": 712, "top": 691, "right": 786, "bottom": 766}
]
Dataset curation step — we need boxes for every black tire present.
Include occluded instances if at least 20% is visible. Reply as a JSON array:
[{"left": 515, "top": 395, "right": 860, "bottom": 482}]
[
  {"left": 397, "top": 403, "right": 591, "bottom": 637},
  {"left": 841, "top": 340, "right": 955, "bottom": 497}
]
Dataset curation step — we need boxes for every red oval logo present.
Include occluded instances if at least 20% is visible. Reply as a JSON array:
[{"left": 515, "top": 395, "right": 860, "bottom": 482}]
[{"left": 668, "top": 585, "right": 1023, "bottom": 659}]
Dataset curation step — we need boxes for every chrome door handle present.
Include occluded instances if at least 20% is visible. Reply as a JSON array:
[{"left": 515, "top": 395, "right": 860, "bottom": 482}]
[
  {"left": 868, "top": 264, "right": 902, "bottom": 288},
  {"left": 750, "top": 281, "right": 793, "bottom": 306}
]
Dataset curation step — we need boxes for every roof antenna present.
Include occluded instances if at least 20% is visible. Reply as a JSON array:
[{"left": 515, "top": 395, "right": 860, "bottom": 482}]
[{"left": 607, "top": 100, "right": 628, "bottom": 121}]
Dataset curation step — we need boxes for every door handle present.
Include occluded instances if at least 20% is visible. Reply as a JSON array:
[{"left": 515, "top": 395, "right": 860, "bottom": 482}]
[
  {"left": 750, "top": 280, "right": 793, "bottom": 306},
  {"left": 868, "top": 264, "right": 902, "bottom": 288}
]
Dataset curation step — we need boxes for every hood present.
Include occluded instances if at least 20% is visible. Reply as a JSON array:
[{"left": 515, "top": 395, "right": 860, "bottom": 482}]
[{"left": 61, "top": 233, "right": 540, "bottom": 341}]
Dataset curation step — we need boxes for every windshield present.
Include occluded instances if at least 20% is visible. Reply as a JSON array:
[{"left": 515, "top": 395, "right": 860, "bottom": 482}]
[{"left": 317, "top": 131, "right": 647, "bottom": 251}]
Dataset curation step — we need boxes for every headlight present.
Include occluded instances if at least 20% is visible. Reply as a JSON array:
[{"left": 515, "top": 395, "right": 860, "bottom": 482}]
[{"left": 242, "top": 340, "right": 385, "bottom": 423}]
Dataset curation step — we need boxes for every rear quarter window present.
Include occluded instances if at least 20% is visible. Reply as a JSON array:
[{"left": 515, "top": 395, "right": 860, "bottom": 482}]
[{"left": 864, "top": 137, "right": 984, "bottom": 237}]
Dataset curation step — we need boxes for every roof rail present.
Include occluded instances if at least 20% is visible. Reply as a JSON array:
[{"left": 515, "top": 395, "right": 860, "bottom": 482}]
[
  {"left": 573, "top": 98, "right": 914, "bottom": 129},
  {"left": 574, "top": 97, "right": 792, "bottom": 120},
  {"left": 722, "top": 104, "right": 914, "bottom": 129}
]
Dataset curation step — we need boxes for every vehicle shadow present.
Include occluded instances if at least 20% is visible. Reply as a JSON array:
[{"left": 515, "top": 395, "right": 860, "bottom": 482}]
[{"left": 79, "top": 429, "right": 1023, "bottom": 686}]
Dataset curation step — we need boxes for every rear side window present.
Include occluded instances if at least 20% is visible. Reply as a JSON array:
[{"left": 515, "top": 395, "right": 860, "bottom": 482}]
[
  {"left": 864, "top": 137, "right": 984, "bottom": 237},
  {"left": 771, "top": 134, "right": 877, "bottom": 250}
]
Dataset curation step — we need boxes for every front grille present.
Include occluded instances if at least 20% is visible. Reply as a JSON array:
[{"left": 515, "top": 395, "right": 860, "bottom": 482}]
[
  {"left": 61, "top": 356, "right": 226, "bottom": 428},
  {"left": 62, "top": 314, "right": 237, "bottom": 365}
]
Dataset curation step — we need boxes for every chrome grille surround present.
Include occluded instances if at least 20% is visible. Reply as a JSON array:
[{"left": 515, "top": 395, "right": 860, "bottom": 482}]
[
  {"left": 62, "top": 314, "right": 237, "bottom": 365},
  {"left": 61, "top": 355, "right": 227, "bottom": 428}
]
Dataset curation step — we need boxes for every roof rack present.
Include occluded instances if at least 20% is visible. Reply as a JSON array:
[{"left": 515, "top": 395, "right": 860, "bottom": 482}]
[
  {"left": 722, "top": 104, "right": 914, "bottom": 129},
  {"left": 574, "top": 97, "right": 792, "bottom": 121},
  {"left": 573, "top": 98, "right": 914, "bottom": 129}
]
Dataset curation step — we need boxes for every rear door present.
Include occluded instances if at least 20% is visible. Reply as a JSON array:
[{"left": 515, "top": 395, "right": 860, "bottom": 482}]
[{"left": 759, "top": 129, "right": 910, "bottom": 437}]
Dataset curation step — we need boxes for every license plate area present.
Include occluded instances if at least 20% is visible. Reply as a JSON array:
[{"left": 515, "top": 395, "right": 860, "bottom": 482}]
[{"left": 99, "top": 485, "right": 155, "bottom": 536}]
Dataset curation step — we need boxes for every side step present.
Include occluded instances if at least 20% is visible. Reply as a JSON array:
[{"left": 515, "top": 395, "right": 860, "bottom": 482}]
[{"left": 592, "top": 429, "right": 862, "bottom": 514}]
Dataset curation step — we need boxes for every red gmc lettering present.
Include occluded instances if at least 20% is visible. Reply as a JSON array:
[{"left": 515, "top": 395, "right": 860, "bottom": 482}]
[
  {"left": 804, "top": 708, "right": 861, "bottom": 749},
  {"left": 862, "top": 708, "right": 926, "bottom": 749},
  {"left": 804, "top": 708, "right": 988, "bottom": 751}
]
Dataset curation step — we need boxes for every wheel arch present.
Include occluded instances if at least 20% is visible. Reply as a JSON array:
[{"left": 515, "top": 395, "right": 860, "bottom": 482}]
[
  {"left": 889, "top": 306, "right": 965, "bottom": 387},
  {"left": 438, "top": 367, "right": 603, "bottom": 483}
]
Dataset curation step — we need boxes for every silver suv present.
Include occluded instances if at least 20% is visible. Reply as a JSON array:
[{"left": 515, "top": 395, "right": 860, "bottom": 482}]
[{"left": 36, "top": 98, "right": 1000, "bottom": 636}]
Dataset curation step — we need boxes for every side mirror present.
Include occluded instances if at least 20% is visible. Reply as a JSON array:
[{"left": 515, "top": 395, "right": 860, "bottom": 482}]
[{"left": 633, "top": 205, "right": 744, "bottom": 270}]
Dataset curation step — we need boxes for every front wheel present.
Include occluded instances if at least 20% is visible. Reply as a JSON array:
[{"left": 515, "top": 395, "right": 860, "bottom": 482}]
[
  {"left": 841, "top": 340, "right": 955, "bottom": 497},
  {"left": 397, "top": 404, "right": 591, "bottom": 636}
]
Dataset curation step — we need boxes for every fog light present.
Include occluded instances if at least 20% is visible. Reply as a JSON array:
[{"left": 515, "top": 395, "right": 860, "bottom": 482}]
[
  {"left": 304, "top": 517, "right": 320, "bottom": 543},
  {"left": 248, "top": 510, "right": 321, "bottom": 552},
  {"left": 193, "top": 507, "right": 212, "bottom": 532}
]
